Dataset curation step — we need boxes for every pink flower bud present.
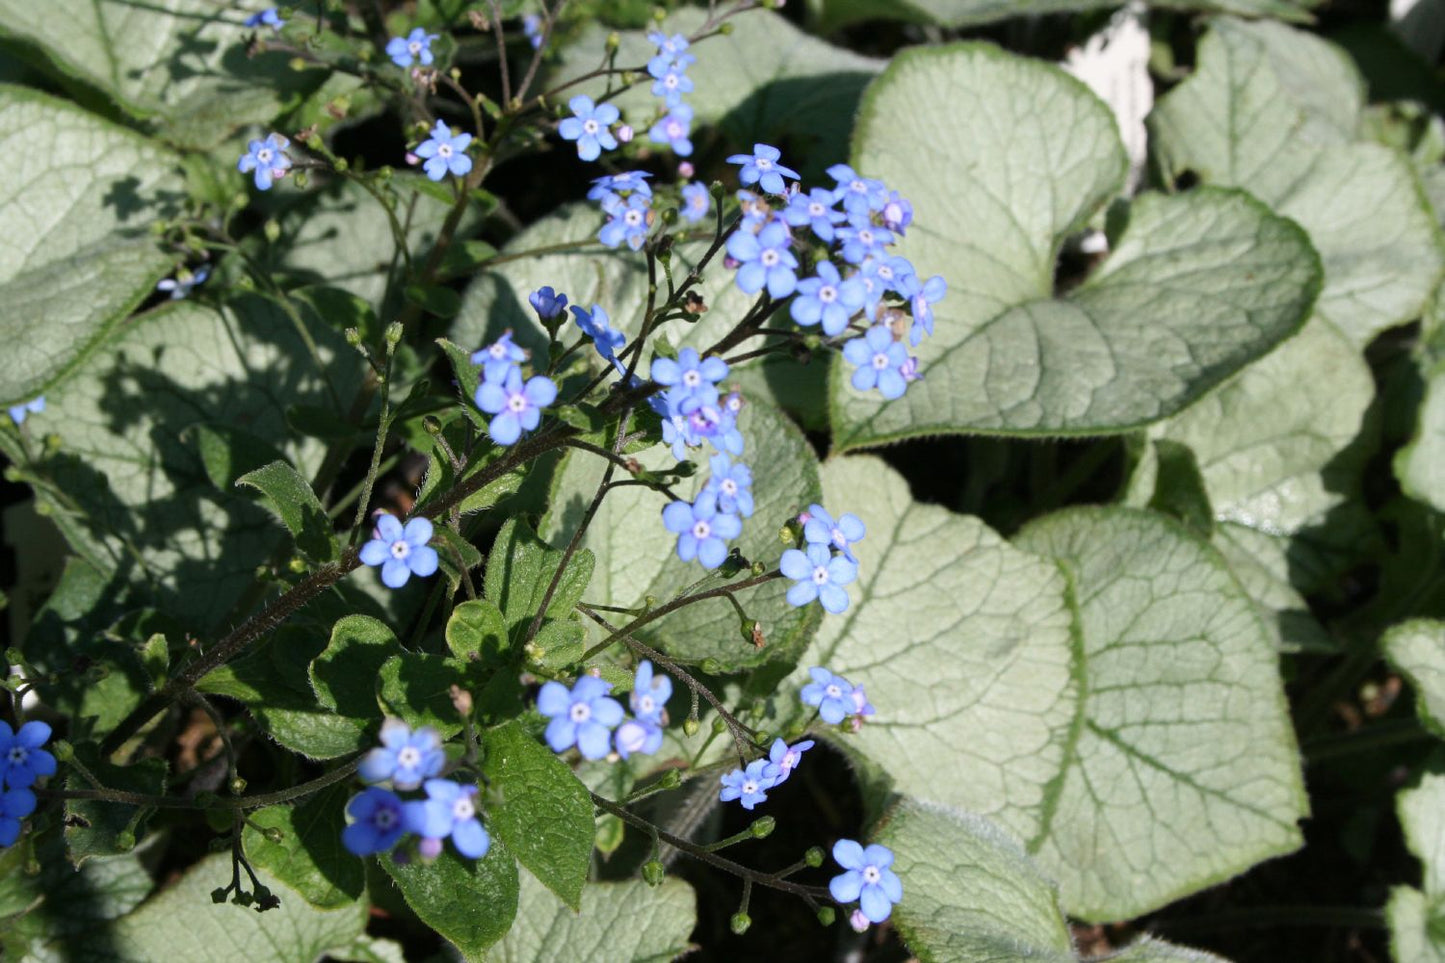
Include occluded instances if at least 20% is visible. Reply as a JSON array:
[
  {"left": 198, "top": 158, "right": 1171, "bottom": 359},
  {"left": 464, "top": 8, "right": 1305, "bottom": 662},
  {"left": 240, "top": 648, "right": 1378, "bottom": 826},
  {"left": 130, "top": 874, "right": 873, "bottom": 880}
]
[
  {"left": 677, "top": 161, "right": 695, "bottom": 178},
  {"left": 615, "top": 124, "right": 634, "bottom": 143}
]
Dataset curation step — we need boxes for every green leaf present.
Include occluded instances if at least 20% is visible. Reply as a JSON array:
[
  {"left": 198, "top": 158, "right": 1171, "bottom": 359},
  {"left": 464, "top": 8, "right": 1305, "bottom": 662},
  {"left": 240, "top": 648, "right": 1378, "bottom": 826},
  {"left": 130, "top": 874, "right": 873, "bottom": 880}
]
[
  {"left": 60, "top": 853, "right": 366, "bottom": 962},
  {"left": 380, "top": 842, "right": 520, "bottom": 960},
  {"left": 1388, "top": 768, "right": 1445, "bottom": 963},
  {"left": 484, "top": 517, "right": 594, "bottom": 637},
  {"left": 481, "top": 722, "right": 595, "bottom": 911},
  {"left": 1397, "top": 359, "right": 1445, "bottom": 514},
  {"left": 237, "top": 460, "right": 337, "bottom": 563},
  {"left": 489, "top": 869, "right": 696, "bottom": 963},
  {"left": 541, "top": 398, "right": 822, "bottom": 670},
  {"left": 1145, "top": 439, "right": 1214, "bottom": 537},
  {"left": 0, "top": 86, "right": 180, "bottom": 406},
  {"left": 830, "top": 44, "right": 1320, "bottom": 448},
  {"left": 0, "top": 2, "right": 341, "bottom": 149},
  {"left": 1150, "top": 17, "right": 1443, "bottom": 346},
  {"left": 791, "top": 455, "right": 1077, "bottom": 848},
  {"left": 376, "top": 651, "right": 473, "bottom": 739},
  {"left": 64, "top": 744, "right": 166, "bottom": 866},
  {"left": 809, "top": 0, "right": 1318, "bottom": 33},
  {"left": 446, "top": 598, "right": 510, "bottom": 664},
  {"left": 1102, "top": 938, "right": 1233, "bottom": 963},
  {"left": 309, "top": 615, "right": 399, "bottom": 719},
  {"left": 0, "top": 837, "right": 153, "bottom": 960},
  {"left": 189, "top": 423, "right": 287, "bottom": 492},
  {"left": 1013, "top": 507, "right": 1307, "bottom": 920},
  {"left": 550, "top": 7, "right": 881, "bottom": 181},
  {"left": 1384, "top": 620, "right": 1445, "bottom": 739},
  {"left": 0, "top": 297, "right": 362, "bottom": 632},
  {"left": 242, "top": 783, "right": 365, "bottom": 910}
]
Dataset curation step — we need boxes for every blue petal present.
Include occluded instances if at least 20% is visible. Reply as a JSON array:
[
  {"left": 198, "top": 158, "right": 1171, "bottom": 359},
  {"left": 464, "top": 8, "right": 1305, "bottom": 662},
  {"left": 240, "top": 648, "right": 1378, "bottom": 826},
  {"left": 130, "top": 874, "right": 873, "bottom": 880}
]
[{"left": 381, "top": 558, "right": 411, "bottom": 588}]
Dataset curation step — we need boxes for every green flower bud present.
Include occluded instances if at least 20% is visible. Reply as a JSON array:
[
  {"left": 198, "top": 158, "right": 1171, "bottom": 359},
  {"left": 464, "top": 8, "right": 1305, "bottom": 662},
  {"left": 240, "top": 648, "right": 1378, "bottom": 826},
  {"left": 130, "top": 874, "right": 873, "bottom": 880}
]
[
  {"left": 683, "top": 717, "right": 701, "bottom": 737},
  {"left": 816, "top": 906, "right": 835, "bottom": 926},
  {"left": 750, "top": 816, "right": 775, "bottom": 839},
  {"left": 804, "top": 846, "right": 825, "bottom": 867},
  {"left": 729, "top": 912, "right": 751, "bottom": 935},
  {"left": 642, "top": 859, "right": 665, "bottom": 886}
]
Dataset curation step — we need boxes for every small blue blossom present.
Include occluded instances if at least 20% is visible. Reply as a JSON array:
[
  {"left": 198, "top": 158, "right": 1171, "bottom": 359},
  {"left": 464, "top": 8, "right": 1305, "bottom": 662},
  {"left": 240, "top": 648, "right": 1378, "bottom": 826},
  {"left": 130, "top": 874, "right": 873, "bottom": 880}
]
[
  {"left": 588, "top": 171, "right": 652, "bottom": 205},
  {"left": 614, "top": 718, "right": 663, "bottom": 759},
  {"left": 727, "top": 221, "right": 799, "bottom": 298},
  {"left": 156, "top": 265, "right": 210, "bottom": 300},
  {"left": 415, "top": 121, "right": 473, "bottom": 181},
  {"left": 237, "top": 133, "right": 291, "bottom": 190},
  {"left": 850, "top": 685, "right": 876, "bottom": 723},
  {"left": 826, "top": 164, "right": 888, "bottom": 217},
  {"left": 680, "top": 182, "right": 710, "bottom": 223},
  {"left": 358, "top": 718, "right": 445, "bottom": 790},
  {"left": 662, "top": 491, "right": 741, "bottom": 570},
  {"left": 726, "top": 144, "right": 800, "bottom": 195},
  {"left": 342, "top": 787, "right": 407, "bottom": 856},
  {"left": 651, "top": 347, "right": 728, "bottom": 402},
  {"left": 802, "top": 504, "right": 866, "bottom": 562},
  {"left": 646, "top": 31, "right": 692, "bottom": 74},
  {"left": 790, "top": 261, "right": 866, "bottom": 337},
  {"left": 855, "top": 255, "right": 913, "bottom": 320},
  {"left": 781, "top": 543, "right": 857, "bottom": 615},
  {"left": 648, "top": 103, "right": 694, "bottom": 156},
  {"left": 629, "top": 660, "right": 673, "bottom": 727},
  {"left": 830, "top": 840, "right": 902, "bottom": 924},
  {"left": 528, "top": 286, "right": 569, "bottom": 322},
  {"left": 800, "top": 667, "right": 856, "bottom": 724},
  {"left": 881, "top": 190, "right": 913, "bottom": 234},
  {"left": 835, "top": 221, "right": 894, "bottom": 265},
  {"left": 901, "top": 273, "right": 947, "bottom": 345},
  {"left": 387, "top": 28, "right": 438, "bottom": 68},
  {"left": 703, "top": 453, "right": 754, "bottom": 518},
  {"left": 0, "top": 722, "right": 55, "bottom": 790},
  {"left": 470, "top": 330, "right": 527, "bottom": 384},
  {"left": 404, "top": 779, "right": 491, "bottom": 859},
  {"left": 360, "top": 514, "right": 440, "bottom": 589},
  {"left": 571, "top": 303, "right": 627, "bottom": 374},
  {"left": 735, "top": 190, "right": 772, "bottom": 233},
  {"left": 8, "top": 397, "right": 44, "bottom": 426},
  {"left": 598, "top": 192, "right": 653, "bottom": 251},
  {"left": 537, "top": 676, "right": 625, "bottom": 759},
  {"left": 762, "top": 737, "right": 814, "bottom": 786},
  {"left": 0, "top": 789, "right": 35, "bottom": 848},
  {"left": 244, "top": 8, "right": 284, "bottom": 30},
  {"left": 647, "top": 60, "right": 694, "bottom": 107},
  {"left": 475, "top": 368, "right": 557, "bottom": 445},
  {"left": 719, "top": 760, "right": 776, "bottom": 810},
  {"left": 558, "top": 96, "right": 620, "bottom": 162},
  {"left": 522, "top": 13, "right": 544, "bottom": 49},
  {"left": 781, "top": 188, "right": 847, "bottom": 244},
  {"left": 843, "top": 325, "right": 910, "bottom": 400}
]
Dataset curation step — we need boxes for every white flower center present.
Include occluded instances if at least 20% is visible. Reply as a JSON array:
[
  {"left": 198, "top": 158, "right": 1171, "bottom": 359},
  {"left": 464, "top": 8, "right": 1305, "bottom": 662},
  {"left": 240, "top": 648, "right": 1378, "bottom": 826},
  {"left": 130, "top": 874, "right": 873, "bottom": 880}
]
[
  {"left": 832, "top": 527, "right": 847, "bottom": 546},
  {"left": 490, "top": 344, "right": 507, "bottom": 359},
  {"left": 808, "top": 202, "right": 825, "bottom": 216},
  {"left": 858, "top": 229, "right": 875, "bottom": 245},
  {"left": 452, "top": 796, "right": 475, "bottom": 821},
  {"left": 667, "top": 121, "right": 683, "bottom": 137},
  {"left": 721, "top": 479, "right": 738, "bottom": 495},
  {"left": 570, "top": 702, "right": 591, "bottom": 723},
  {"left": 863, "top": 866, "right": 881, "bottom": 884},
  {"left": 872, "top": 352, "right": 890, "bottom": 370},
  {"left": 624, "top": 210, "right": 643, "bottom": 226},
  {"left": 878, "top": 265, "right": 894, "bottom": 282},
  {"left": 812, "top": 566, "right": 829, "bottom": 585},
  {"left": 391, "top": 541, "right": 411, "bottom": 559},
  {"left": 664, "top": 75, "right": 678, "bottom": 89},
  {"left": 825, "top": 684, "right": 841, "bottom": 699},
  {"left": 638, "top": 695, "right": 655, "bottom": 713},
  {"left": 408, "top": 41, "right": 422, "bottom": 55},
  {"left": 741, "top": 779, "right": 758, "bottom": 794},
  {"left": 256, "top": 148, "right": 273, "bottom": 164},
  {"left": 397, "top": 746, "right": 421, "bottom": 768},
  {"left": 583, "top": 119, "right": 599, "bottom": 135},
  {"left": 760, "top": 250, "right": 779, "bottom": 267},
  {"left": 692, "top": 520, "right": 712, "bottom": 540},
  {"left": 682, "top": 370, "right": 701, "bottom": 387},
  {"left": 755, "top": 158, "right": 772, "bottom": 170},
  {"left": 818, "top": 285, "right": 837, "bottom": 303},
  {"left": 508, "top": 393, "right": 528, "bottom": 413},
  {"left": 438, "top": 144, "right": 452, "bottom": 158}
]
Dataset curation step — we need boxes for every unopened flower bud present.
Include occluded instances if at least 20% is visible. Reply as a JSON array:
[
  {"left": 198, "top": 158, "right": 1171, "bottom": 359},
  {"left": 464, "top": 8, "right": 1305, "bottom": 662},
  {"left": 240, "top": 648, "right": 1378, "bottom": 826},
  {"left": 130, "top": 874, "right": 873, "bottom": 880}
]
[
  {"left": 677, "top": 161, "right": 695, "bottom": 178},
  {"left": 263, "top": 827, "right": 285, "bottom": 844},
  {"left": 642, "top": 859, "right": 666, "bottom": 886},
  {"left": 848, "top": 908, "right": 870, "bottom": 932},
  {"left": 730, "top": 912, "right": 751, "bottom": 935},
  {"left": 683, "top": 716, "right": 701, "bottom": 737},
  {"left": 816, "top": 906, "right": 835, "bottom": 926},
  {"left": 230, "top": 777, "right": 247, "bottom": 795},
  {"left": 615, "top": 124, "right": 634, "bottom": 143},
  {"left": 657, "top": 769, "right": 682, "bottom": 790},
  {"left": 749, "top": 816, "right": 775, "bottom": 838},
  {"left": 804, "top": 846, "right": 825, "bottom": 867}
]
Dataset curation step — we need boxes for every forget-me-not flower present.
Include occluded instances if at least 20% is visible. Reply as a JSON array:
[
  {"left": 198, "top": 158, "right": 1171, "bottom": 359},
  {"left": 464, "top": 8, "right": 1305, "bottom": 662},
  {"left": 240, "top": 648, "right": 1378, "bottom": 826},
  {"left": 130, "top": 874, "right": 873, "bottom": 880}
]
[
  {"left": 781, "top": 543, "right": 857, "bottom": 614},
  {"left": 0, "top": 789, "right": 36, "bottom": 848},
  {"left": 648, "top": 60, "right": 694, "bottom": 106},
  {"left": 404, "top": 779, "right": 490, "bottom": 859},
  {"left": 571, "top": 304, "right": 627, "bottom": 373},
  {"left": 829, "top": 840, "right": 903, "bottom": 924},
  {"left": 726, "top": 144, "right": 799, "bottom": 195},
  {"left": 782, "top": 188, "right": 847, "bottom": 243},
  {"left": 475, "top": 368, "right": 556, "bottom": 445},
  {"left": 727, "top": 221, "right": 798, "bottom": 298},
  {"left": 901, "top": 273, "right": 947, "bottom": 345},
  {"left": 245, "top": 8, "right": 284, "bottom": 30},
  {"left": 790, "top": 261, "right": 865, "bottom": 337},
  {"left": 719, "top": 759, "right": 776, "bottom": 810},
  {"left": 470, "top": 330, "right": 526, "bottom": 384},
  {"left": 614, "top": 718, "right": 663, "bottom": 759},
  {"left": 157, "top": 265, "right": 210, "bottom": 300},
  {"left": 800, "top": 667, "right": 857, "bottom": 724},
  {"left": 598, "top": 192, "right": 652, "bottom": 251},
  {"left": 803, "top": 504, "right": 866, "bottom": 562},
  {"left": 237, "top": 133, "right": 291, "bottom": 190},
  {"left": 663, "top": 491, "right": 741, "bottom": 570},
  {"left": 416, "top": 121, "right": 473, "bottom": 181},
  {"left": 359, "top": 718, "right": 445, "bottom": 790},
  {"left": 537, "top": 676, "right": 625, "bottom": 759},
  {"left": 0, "top": 722, "right": 55, "bottom": 790},
  {"left": 629, "top": 660, "right": 672, "bottom": 724},
  {"left": 360, "top": 513, "right": 440, "bottom": 589},
  {"left": 762, "top": 737, "right": 814, "bottom": 786},
  {"left": 843, "top": 325, "right": 910, "bottom": 400},
  {"left": 703, "top": 454, "right": 754, "bottom": 518},
  {"left": 8, "top": 397, "right": 44, "bottom": 426},
  {"left": 522, "top": 13, "right": 543, "bottom": 49},
  {"left": 648, "top": 103, "right": 694, "bottom": 156},
  {"left": 342, "top": 787, "right": 408, "bottom": 856},
  {"left": 651, "top": 346, "right": 728, "bottom": 402},
  {"left": 558, "top": 96, "right": 619, "bottom": 162},
  {"left": 387, "top": 28, "right": 439, "bottom": 68},
  {"left": 680, "top": 182, "right": 710, "bottom": 224}
]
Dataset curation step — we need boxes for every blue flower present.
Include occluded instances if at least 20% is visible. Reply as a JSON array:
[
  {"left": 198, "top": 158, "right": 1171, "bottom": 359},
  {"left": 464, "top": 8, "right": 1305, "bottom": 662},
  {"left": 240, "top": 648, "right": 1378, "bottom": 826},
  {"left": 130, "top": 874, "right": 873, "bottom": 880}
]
[
  {"left": 342, "top": 788, "right": 408, "bottom": 856},
  {"left": 802, "top": 504, "right": 866, "bottom": 562},
  {"left": 843, "top": 325, "right": 910, "bottom": 400},
  {"left": 8, "top": 397, "right": 44, "bottom": 426},
  {"left": 614, "top": 718, "right": 663, "bottom": 760},
  {"left": 648, "top": 60, "right": 694, "bottom": 106},
  {"left": 829, "top": 840, "right": 902, "bottom": 924},
  {"left": 703, "top": 454, "right": 754, "bottom": 518},
  {"left": 662, "top": 491, "right": 741, "bottom": 570},
  {"left": 416, "top": 121, "right": 473, "bottom": 181},
  {"left": 850, "top": 685, "right": 876, "bottom": 722},
  {"left": 630, "top": 660, "right": 672, "bottom": 724},
  {"left": 156, "top": 265, "right": 210, "bottom": 300},
  {"left": 719, "top": 760, "right": 776, "bottom": 810},
  {"left": 244, "top": 8, "right": 284, "bottom": 30},
  {"left": 726, "top": 144, "right": 799, "bottom": 195},
  {"left": 790, "top": 261, "right": 865, "bottom": 337},
  {"left": 358, "top": 718, "right": 445, "bottom": 790},
  {"left": 571, "top": 304, "right": 627, "bottom": 373},
  {"left": 0, "top": 789, "right": 35, "bottom": 848},
  {"left": 650, "top": 347, "right": 728, "bottom": 402},
  {"left": 680, "top": 183, "right": 710, "bottom": 224},
  {"left": 588, "top": 171, "right": 652, "bottom": 204},
  {"left": 648, "top": 103, "right": 694, "bottom": 156},
  {"left": 598, "top": 192, "right": 653, "bottom": 251},
  {"left": 727, "top": 221, "right": 798, "bottom": 298},
  {"left": 537, "top": 676, "right": 625, "bottom": 759},
  {"left": 835, "top": 222, "right": 894, "bottom": 265},
  {"left": 901, "top": 273, "right": 947, "bottom": 346},
  {"left": 470, "top": 330, "right": 526, "bottom": 384},
  {"left": 762, "top": 737, "right": 814, "bottom": 786},
  {"left": 826, "top": 164, "right": 888, "bottom": 217},
  {"left": 404, "top": 779, "right": 491, "bottom": 859},
  {"left": 237, "top": 133, "right": 291, "bottom": 190},
  {"left": 881, "top": 190, "right": 913, "bottom": 233},
  {"left": 558, "top": 96, "right": 620, "bottom": 162},
  {"left": 800, "top": 667, "right": 856, "bottom": 724},
  {"left": 475, "top": 368, "right": 557, "bottom": 445},
  {"left": 528, "top": 286, "right": 569, "bottom": 322},
  {"left": 387, "top": 28, "right": 439, "bottom": 68},
  {"left": 780, "top": 543, "right": 857, "bottom": 615},
  {"left": 781, "top": 188, "right": 847, "bottom": 243},
  {"left": 0, "top": 722, "right": 55, "bottom": 790},
  {"left": 360, "top": 513, "right": 440, "bottom": 589},
  {"left": 522, "top": 13, "right": 543, "bottom": 49},
  {"left": 646, "top": 31, "right": 692, "bottom": 74}
]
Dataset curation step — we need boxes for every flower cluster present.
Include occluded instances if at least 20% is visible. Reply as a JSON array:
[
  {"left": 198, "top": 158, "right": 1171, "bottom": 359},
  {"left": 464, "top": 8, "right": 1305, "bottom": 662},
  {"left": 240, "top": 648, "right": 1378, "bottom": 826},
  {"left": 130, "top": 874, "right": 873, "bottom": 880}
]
[
  {"left": 780, "top": 505, "right": 866, "bottom": 614},
  {"left": 559, "top": 95, "right": 621, "bottom": 162},
  {"left": 472, "top": 332, "right": 557, "bottom": 445},
  {"left": 0, "top": 721, "right": 55, "bottom": 848},
  {"left": 237, "top": 133, "right": 291, "bottom": 191},
  {"left": 387, "top": 28, "right": 438, "bottom": 69},
  {"left": 591, "top": 172, "right": 655, "bottom": 252},
  {"left": 646, "top": 32, "right": 697, "bottom": 158},
  {"left": 360, "top": 512, "right": 439, "bottom": 589},
  {"left": 8, "top": 397, "right": 44, "bottom": 426},
  {"left": 414, "top": 120, "right": 473, "bottom": 182},
  {"left": 536, "top": 662, "right": 673, "bottom": 761},
  {"left": 800, "top": 666, "right": 874, "bottom": 727},
  {"left": 343, "top": 720, "right": 491, "bottom": 860}
]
